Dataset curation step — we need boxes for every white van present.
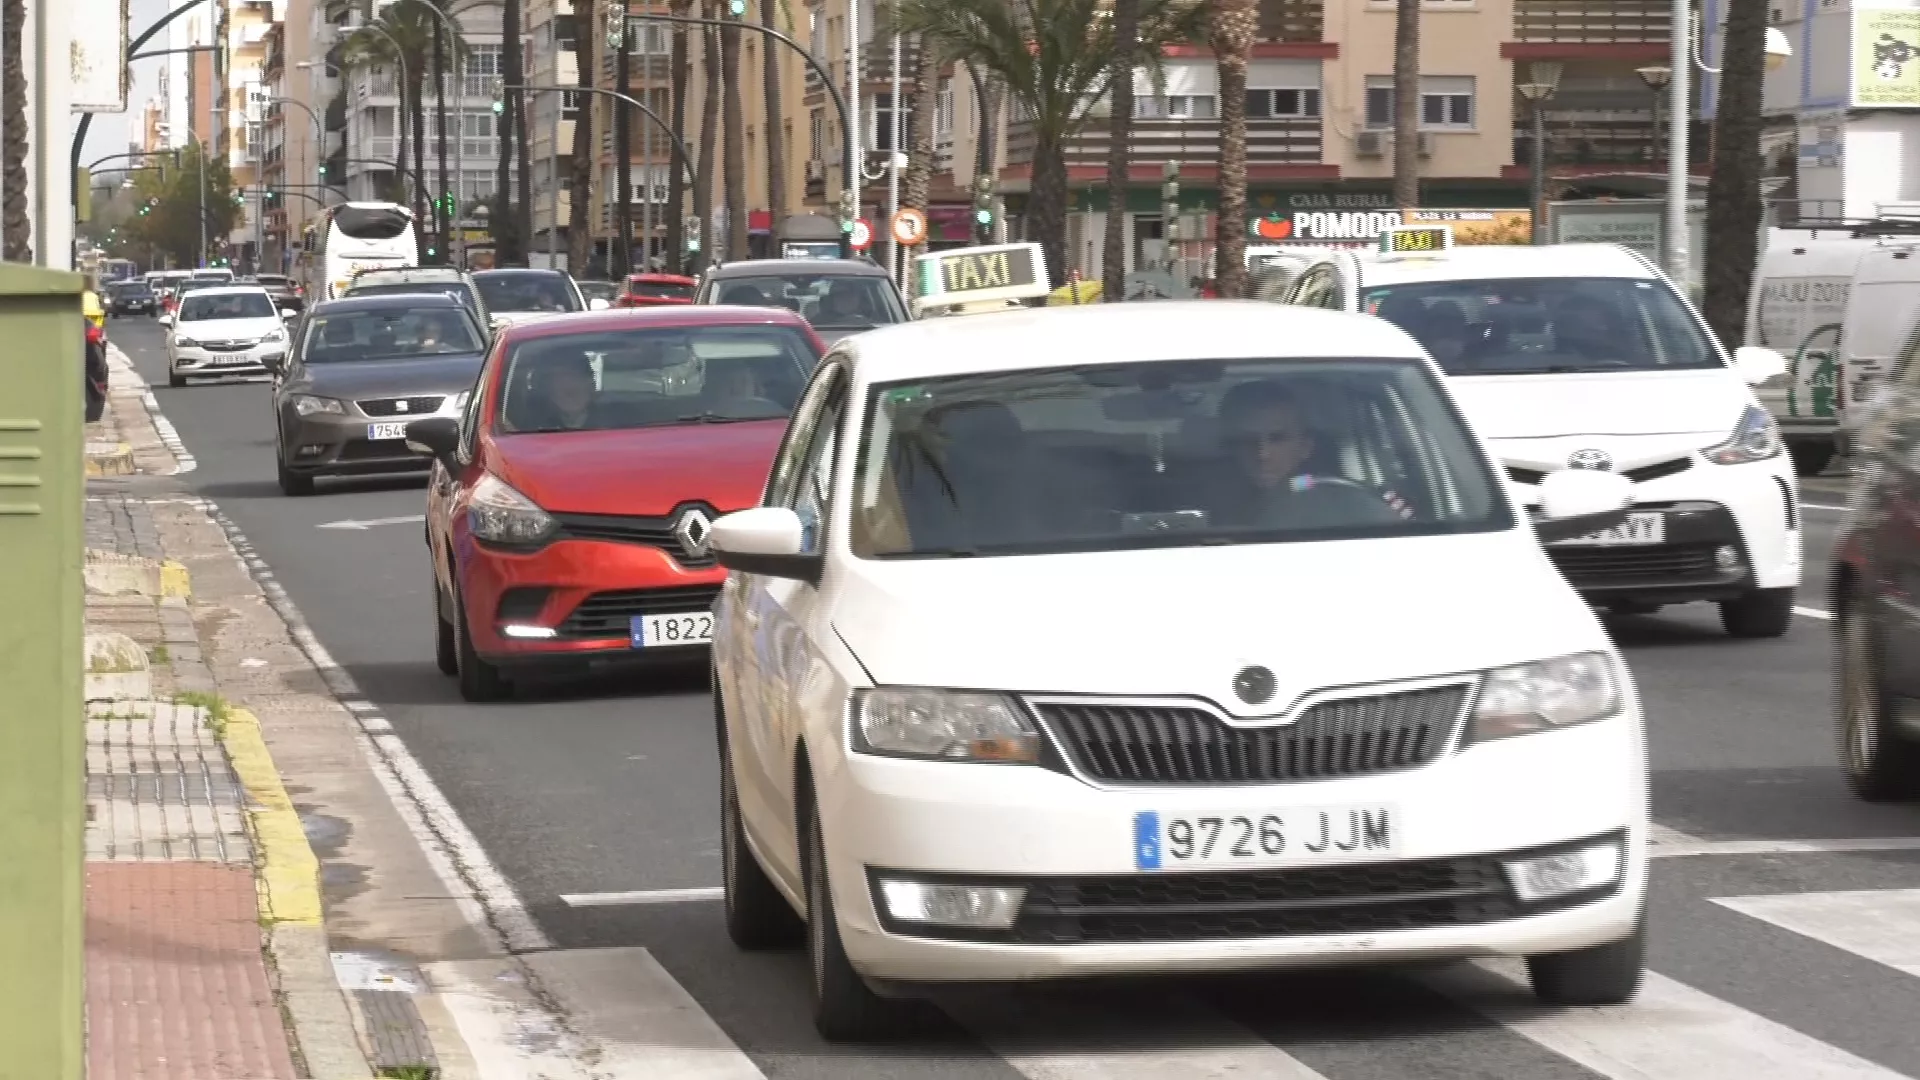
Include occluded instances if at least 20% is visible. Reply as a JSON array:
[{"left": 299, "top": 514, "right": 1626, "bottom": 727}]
[
  {"left": 1284, "top": 228, "right": 1799, "bottom": 637},
  {"left": 1743, "top": 230, "right": 1867, "bottom": 474},
  {"left": 1829, "top": 240, "right": 1920, "bottom": 456}
]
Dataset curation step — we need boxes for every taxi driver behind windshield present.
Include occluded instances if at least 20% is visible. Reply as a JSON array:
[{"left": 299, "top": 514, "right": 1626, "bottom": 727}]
[{"left": 1212, "top": 381, "right": 1409, "bottom": 529}]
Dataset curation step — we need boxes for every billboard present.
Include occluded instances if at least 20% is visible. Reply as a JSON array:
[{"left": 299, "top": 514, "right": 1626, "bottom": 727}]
[
  {"left": 69, "top": 0, "right": 129, "bottom": 113},
  {"left": 1247, "top": 208, "right": 1532, "bottom": 247},
  {"left": 1854, "top": 6, "right": 1920, "bottom": 108}
]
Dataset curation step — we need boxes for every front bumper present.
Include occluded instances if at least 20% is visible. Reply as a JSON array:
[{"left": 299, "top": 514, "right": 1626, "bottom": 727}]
[
  {"left": 280, "top": 407, "right": 436, "bottom": 477},
  {"left": 457, "top": 532, "right": 726, "bottom": 667},
  {"left": 172, "top": 340, "right": 282, "bottom": 378},
  {"left": 816, "top": 714, "right": 1648, "bottom": 983}
]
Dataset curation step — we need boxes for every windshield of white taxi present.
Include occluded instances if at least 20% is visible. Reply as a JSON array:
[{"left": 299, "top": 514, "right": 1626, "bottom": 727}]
[
  {"left": 179, "top": 292, "right": 276, "bottom": 321},
  {"left": 496, "top": 325, "right": 815, "bottom": 434},
  {"left": 1359, "top": 276, "right": 1722, "bottom": 376},
  {"left": 302, "top": 306, "right": 484, "bottom": 361},
  {"left": 476, "top": 272, "right": 582, "bottom": 313},
  {"left": 850, "top": 359, "right": 1511, "bottom": 558},
  {"left": 712, "top": 274, "right": 905, "bottom": 329}
]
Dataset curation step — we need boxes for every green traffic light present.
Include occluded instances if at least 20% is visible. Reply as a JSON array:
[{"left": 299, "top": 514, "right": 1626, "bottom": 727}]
[
  {"left": 728, "top": 0, "right": 745, "bottom": 13},
  {"left": 974, "top": 208, "right": 992, "bottom": 225},
  {"left": 491, "top": 100, "right": 504, "bottom": 115}
]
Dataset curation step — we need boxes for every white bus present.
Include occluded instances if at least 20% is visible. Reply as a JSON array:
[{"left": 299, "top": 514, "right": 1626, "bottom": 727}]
[{"left": 301, "top": 201, "right": 419, "bottom": 301}]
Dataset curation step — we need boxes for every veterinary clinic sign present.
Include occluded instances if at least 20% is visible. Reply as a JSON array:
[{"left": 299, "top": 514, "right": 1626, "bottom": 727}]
[{"left": 1855, "top": 7, "right": 1920, "bottom": 108}]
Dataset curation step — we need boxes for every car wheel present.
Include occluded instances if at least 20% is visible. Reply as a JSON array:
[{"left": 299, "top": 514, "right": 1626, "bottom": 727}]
[
  {"left": 1837, "top": 592, "right": 1920, "bottom": 801},
  {"left": 1527, "top": 918, "right": 1645, "bottom": 1006},
  {"left": 1789, "top": 442, "right": 1834, "bottom": 477},
  {"left": 803, "top": 789, "right": 914, "bottom": 1042},
  {"left": 167, "top": 365, "right": 185, "bottom": 389},
  {"left": 433, "top": 575, "right": 459, "bottom": 676},
  {"left": 275, "top": 447, "right": 315, "bottom": 497},
  {"left": 1720, "top": 587, "right": 1795, "bottom": 638},
  {"left": 452, "top": 583, "right": 511, "bottom": 702},
  {"left": 720, "top": 727, "right": 803, "bottom": 950}
]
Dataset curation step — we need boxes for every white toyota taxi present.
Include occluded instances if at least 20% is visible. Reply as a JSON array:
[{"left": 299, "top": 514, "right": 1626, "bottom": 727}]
[
  {"left": 707, "top": 242, "right": 1651, "bottom": 1041},
  {"left": 1285, "top": 228, "right": 1799, "bottom": 637}
]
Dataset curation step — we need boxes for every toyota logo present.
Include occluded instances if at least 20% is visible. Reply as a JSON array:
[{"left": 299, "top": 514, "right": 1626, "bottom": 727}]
[
  {"left": 1233, "top": 666, "right": 1277, "bottom": 706},
  {"left": 673, "top": 508, "right": 713, "bottom": 558},
  {"left": 1567, "top": 448, "right": 1613, "bottom": 471}
]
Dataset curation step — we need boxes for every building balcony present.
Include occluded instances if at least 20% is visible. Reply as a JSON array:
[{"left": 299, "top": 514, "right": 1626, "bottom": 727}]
[
  {"left": 1505, "top": 0, "right": 1668, "bottom": 61},
  {"left": 1004, "top": 116, "right": 1324, "bottom": 177},
  {"left": 1257, "top": 0, "right": 1323, "bottom": 43},
  {"left": 1505, "top": 116, "right": 1710, "bottom": 180}
]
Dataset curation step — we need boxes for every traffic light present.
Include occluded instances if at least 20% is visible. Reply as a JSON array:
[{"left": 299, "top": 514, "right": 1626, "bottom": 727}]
[
  {"left": 727, "top": 0, "right": 745, "bottom": 13},
  {"left": 264, "top": 190, "right": 278, "bottom": 205},
  {"left": 317, "top": 163, "right": 327, "bottom": 179},
  {"left": 491, "top": 78, "right": 505, "bottom": 115},
  {"left": 1161, "top": 160, "right": 1181, "bottom": 243},
  {"left": 685, "top": 214, "right": 702, "bottom": 253},
  {"left": 971, "top": 174, "right": 994, "bottom": 238}
]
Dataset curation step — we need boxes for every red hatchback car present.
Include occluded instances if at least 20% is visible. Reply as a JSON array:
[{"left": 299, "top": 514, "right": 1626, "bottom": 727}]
[
  {"left": 614, "top": 273, "right": 698, "bottom": 308},
  {"left": 406, "top": 305, "right": 825, "bottom": 700}
]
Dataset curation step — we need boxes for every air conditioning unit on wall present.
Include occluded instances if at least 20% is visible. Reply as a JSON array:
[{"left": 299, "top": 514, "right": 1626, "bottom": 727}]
[{"left": 1355, "top": 131, "right": 1385, "bottom": 157}]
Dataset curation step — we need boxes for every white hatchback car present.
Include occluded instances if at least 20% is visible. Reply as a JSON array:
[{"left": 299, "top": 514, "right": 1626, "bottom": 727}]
[
  {"left": 164, "top": 285, "right": 290, "bottom": 387},
  {"left": 707, "top": 244, "right": 1651, "bottom": 1041},
  {"left": 1285, "top": 231, "right": 1799, "bottom": 637}
]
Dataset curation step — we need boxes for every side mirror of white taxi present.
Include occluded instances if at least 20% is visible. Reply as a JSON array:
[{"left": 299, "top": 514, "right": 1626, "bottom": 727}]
[
  {"left": 1732, "top": 345, "right": 1788, "bottom": 387},
  {"left": 710, "top": 506, "right": 823, "bottom": 584},
  {"left": 1532, "top": 469, "right": 1634, "bottom": 545},
  {"left": 588, "top": 297, "right": 611, "bottom": 311}
]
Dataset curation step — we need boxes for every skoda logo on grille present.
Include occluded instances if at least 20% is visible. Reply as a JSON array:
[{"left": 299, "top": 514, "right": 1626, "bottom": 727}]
[
  {"left": 1567, "top": 448, "right": 1613, "bottom": 471},
  {"left": 674, "top": 508, "right": 714, "bottom": 558},
  {"left": 1233, "top": 666, "right": 1277, "bottom": 706}
]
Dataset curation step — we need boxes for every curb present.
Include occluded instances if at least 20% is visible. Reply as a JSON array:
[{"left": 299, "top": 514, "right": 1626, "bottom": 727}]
[
  {"left": 85, "top": 442, "right": 135, "bottom": 477},
  {"left": 221, "top": 709, "right": 324, "bottom": 927},
  {"left": 83, "top": 549, "right": 192, "bottom": 600}
]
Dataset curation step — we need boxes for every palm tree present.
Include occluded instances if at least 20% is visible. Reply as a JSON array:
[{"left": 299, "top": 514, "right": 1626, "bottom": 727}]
[
  {"left": 1, "top": 0, "right": 30, "bottom": 262},
  {"left": 721, "top": 2, "right": 748, "bottom": 261},
  {"left": 343, "top": 3, "right": 439, "bottom": 240},
  {"left": 884, "top": 0, "right": 1206, "bottom": 285},
  {"left": 1210, "top": 0, "right": 1257, "bottom": 299},
  {"left": 1391, "top": 0, "right": 1420, "bottom": 210},
  {"left": 1703, "top": 1, "right": 1768, "bottom": 348},
  {"left": 665, "top": 0, "right": 694, "bottom": 269},
  {"left": 496, "top": 0, "right": 526, "bottom": 262},
  {"left": 903, "top": 33, "right": 935, "bottom": 214},
  {"left": 1099, "top": 0, "right": 1139, "bottom": 300},
  {"left": 761, "top": 0, "right": 790, "bottom": 231},
  {"left": 567, "top": 0, "right": 597, "bottom": 274},
  {"left": 428, "top": 1, "right": 468, "bottom": 266},
  {"left": 694, "top": 10, "right": 721, "bottom": 273}
]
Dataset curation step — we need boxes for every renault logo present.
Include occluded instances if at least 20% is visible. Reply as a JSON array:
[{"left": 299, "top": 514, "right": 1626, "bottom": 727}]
[
  {"left": 674, "top": 508, "right": 713, "bottom": 558},
  {"left": 1567, "top": 448, "right": 1613, "bottom": 471},
  {"left": 1233, "top": 666, "right": 1276, "bottom": 706}
]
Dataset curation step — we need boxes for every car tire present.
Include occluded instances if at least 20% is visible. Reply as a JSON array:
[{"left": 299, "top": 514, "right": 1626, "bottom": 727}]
[
  {"left": 276, "top": 452, "right": 315, "bottom": 497},
  {"left": 452, "top": 583, "right": 511, "bottom": 702},
  {"left": 720, "top": 730, "right": 803, "bottom": 950},
  {"left": 1837, "top": 591, "right": 1920, "bottom": 801},
  {"left": 803, "top": 790, "right": 913, "bottom": 1042},
  {"left": 1720, "top": 587, "right": 1795, "bottom": 638},
  {"left": 167, "top": 366, "right": 185, "bottom": 389},
  {"left": 433, "top": 577, "right": 459, "bottom": 677},
  {"left": 1789, "top": 442, "right": 1834, "bottom": 477},
  {"left": 1526, "top": 919, "right": 1646, "bottom": 1006}
]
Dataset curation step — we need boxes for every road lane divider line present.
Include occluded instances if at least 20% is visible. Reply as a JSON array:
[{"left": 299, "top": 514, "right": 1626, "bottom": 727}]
[
  {"left": 1712, "top": 889, "right": 1920, "bottom": 977},
  {"left": 562, "top": 887, "right": 724, "bottom": 907},
  {"left": 1651, "top": 836, "right": 1920, "bottom": 857},
  {"left": 1426, "top": 961, "right": 1908, "bottom": 1079},
  {"left": 1796, "top": 606, "right": 1835, "bottom": 621},
  {"left": 1800, "top": 502, "right": 1845, "bottom": 513}
]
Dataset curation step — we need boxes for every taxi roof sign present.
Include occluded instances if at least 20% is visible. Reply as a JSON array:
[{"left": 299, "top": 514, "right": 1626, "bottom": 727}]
[
  {"left": 911, "top": 242, "right": 1051, "bottom": 316},
  {"left": 1376, "top": 224, "right": 1453, "bottom": 260}
]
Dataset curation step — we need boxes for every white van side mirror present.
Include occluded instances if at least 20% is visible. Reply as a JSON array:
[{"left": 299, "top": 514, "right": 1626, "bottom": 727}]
[
  {"left": 1732, "top": 346, "right": 1788, "bottom": 386},
  {"left": 1533, "top": 469, "right": 1634, "bottom": 545}
]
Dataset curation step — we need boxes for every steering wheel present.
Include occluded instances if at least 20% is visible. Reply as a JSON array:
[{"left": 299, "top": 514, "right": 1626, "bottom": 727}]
[{"left": 1290, "top": 475, "right": 1418, "bottom": 520}]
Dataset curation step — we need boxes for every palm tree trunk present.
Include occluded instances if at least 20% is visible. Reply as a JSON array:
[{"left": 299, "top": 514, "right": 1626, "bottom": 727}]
[
  {"left": 1030, "top": 127, "right": 1069, "bottom": 286},
  {"left": 411, "top": 71, "right": 430, "bottom": 254},
  {"left": 666, "top": 1, "right": 692, "bottom": 271},
  {"left": 694, "top": 21, "right": 720, "bottom": 273},
  {"left": 497, "top": 0, "right": 523, "bottom": 262},
  {"left": 1211, "top": 0, "right": 1256, "bottom": 299},
  {"left": 615, "top": 3, "right": 634, "bottom": 276},
  {"left": 1, "top": 0, "right": 31, "bottom": 262},
  {"left": 760, "top": 0, "right": 788, "bottom": 233},
  {"left": 568, "top": 0, "right": 595, "bottom": 274},
  {"left": 1101, "top": 0, "right": 1139, "bottom": 300},
  {"left": 902, "top": 36, "right": 933, "bottom": 213},
  {"left": 1703, "top": 0, "right": 1766, "bottom": 348},
  {"left": 721, "top": 11, "right": 747, "bottom": 261},
  {"left": 433, "top": 17, "right": 450, "bottom": 264},
  {"left": 1390, "top": 0, "right": 1420, "bottom": 210},
  {"left": 394, "top": 72, "right": 411, "bottom": 208},
  {"left": 514, "top": 50, "right": 533, "bottom": 262}
]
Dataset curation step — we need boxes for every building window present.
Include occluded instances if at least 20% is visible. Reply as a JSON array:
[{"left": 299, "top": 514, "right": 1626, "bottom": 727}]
[
  {"left": 870, "top": 92, "right": 915, "bottom": 152},
  {"left": 810, "top": 107, "right": 825, "bottom": 160},
  {"left": 935, "top": 77, "right": 954, "bottom": 141},
  {"left": 560, "top": 90, "right": 579, "bottom": 120},
  {"left": 1134, "top": 94, "right": 1216, "bottom": 120},
  {"left": 1364, "top": 76, "right": 1476, "bottom": 130},
  {"left": 1246, "top": 88, "right": 1320, "bottom": 119},
  {"left": 625, "top": 23, "right": 667, "bottom": 53}
]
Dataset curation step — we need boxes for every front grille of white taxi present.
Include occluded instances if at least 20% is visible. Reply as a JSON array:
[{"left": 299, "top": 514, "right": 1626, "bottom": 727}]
[
  {"left": 1506, "top": 456, "right": 1692, "bottom": 486},
  {"left": 1029, "top": 684, "right": 1469, "bottom": 786}
]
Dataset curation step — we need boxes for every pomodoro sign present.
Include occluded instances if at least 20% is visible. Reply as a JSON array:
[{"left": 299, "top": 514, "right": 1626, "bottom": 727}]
[{"left": 1250, "top": 210, "right": 1410, "bottom": 243}]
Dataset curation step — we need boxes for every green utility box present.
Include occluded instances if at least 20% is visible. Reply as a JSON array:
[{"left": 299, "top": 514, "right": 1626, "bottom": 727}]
[{"left": 0, "top": 262, "right": 85, "bottom": 1079}]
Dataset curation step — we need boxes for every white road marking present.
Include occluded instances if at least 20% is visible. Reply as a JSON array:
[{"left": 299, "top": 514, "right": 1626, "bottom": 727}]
[
  {"left": 945, "top": 991, "right": 1331, "bottom": 1080},
  {"left": 519, "top": 947, "right": 767, "bottom": 1078},
  {"left": 1797, "top": 606, "right": 1835, "bottom": 621},
  {"left": 1652, "top": 836, "right": 1920, "bottom": 858},
  {"left": 316, "top": 514, "right": 427, "bottom": 530},
  {"left": 1801, "top": 502, "right": 1846, "bottom": 513},
  {"left": 1428, "top": 961, "right": 1908, "bottom": 1079},
  {"left": 561, "top": 887, "right": 723, "bottom": 907},
  {"left": 1713, "top": 888, "right": 1920, "bottom": 977}
]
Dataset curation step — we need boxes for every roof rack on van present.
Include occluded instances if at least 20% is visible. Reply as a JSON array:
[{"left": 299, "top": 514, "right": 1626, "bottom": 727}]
[{"left": 1775, "top": 217, "right": 1920, "bottom": 238}]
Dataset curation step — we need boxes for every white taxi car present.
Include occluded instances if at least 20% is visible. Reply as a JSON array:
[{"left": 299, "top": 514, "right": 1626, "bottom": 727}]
[
  {"left": 707, "top": 242, "right": 1652, "bottom": 1040},
  {"left": 1285, "top": 228, "right": 1799, "bottom": 637},
  {"left": 163, "top": 284, "right": 290, "bottom": 387}
]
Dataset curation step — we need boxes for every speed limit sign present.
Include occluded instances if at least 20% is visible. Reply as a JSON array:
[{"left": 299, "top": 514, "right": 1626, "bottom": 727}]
[
  {"left": 849, "top": 218, "right": 873, "bottom": 251},
  {"left": 891, "top": 207, "right": 928, "bottom": 246}
]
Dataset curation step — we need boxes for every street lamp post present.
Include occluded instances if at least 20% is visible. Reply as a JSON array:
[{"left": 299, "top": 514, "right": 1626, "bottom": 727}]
[
  {"left": 1516, "top": 62, "right": 1560, "bottom": 246},
  {"left": 1636, "top": 64, "right": 1672, "bottom": 177}
]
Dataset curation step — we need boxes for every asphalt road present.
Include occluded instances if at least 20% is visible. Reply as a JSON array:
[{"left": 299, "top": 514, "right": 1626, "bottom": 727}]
[{"left": 114, "top": 315, "right": 1920, "bottom": 1079}]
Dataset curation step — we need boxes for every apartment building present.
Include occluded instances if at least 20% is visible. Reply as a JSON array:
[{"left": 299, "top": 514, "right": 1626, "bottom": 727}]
[
  {"left": 265, "top": 0, "right": 323, "bottom": 270},
  {"left": 212, "top": 0, "right": 284, "bottom": 266}
]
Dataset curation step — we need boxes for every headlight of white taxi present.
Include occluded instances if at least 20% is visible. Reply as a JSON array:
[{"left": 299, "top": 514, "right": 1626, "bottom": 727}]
[
  {"left": 1702, "top": 404, "right": 1782, "bottom": 465},
  {"left": 852, "top": 688, "right": 1042, "bottom": 764},
  {"left": 468, "top": 473, "right": 555, "bottom": 546},
  {"left": 291, "top": 394, "right": 343, "bottom": 417},
  {"left": 1470, "top": 651, "right": 1622, "bottom": 742}
]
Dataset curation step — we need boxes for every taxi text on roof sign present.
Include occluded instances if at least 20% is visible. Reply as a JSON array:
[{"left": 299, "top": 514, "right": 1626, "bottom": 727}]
[
  {"left": 910, "top": 242, "right": 1052, "bottom": 317},
  {"left": 1376, "top": 225, "right": 1454, "bottom": 260}
]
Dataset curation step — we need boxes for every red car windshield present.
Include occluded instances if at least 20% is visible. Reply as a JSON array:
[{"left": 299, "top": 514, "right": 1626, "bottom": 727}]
[{"left": 496, "top": 324, "right": 815, "bottom": 434}]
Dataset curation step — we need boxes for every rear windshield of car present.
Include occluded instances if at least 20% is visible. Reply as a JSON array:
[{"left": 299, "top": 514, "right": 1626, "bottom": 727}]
[
  {"left": 849, "top": 358, "right": 1512, "bottom": 559},
  {"left": 302, "top": 308, "right": 484, "bottom": 362},
  {"left": 179, "top": 292, "right": 276, "bottom": 321},
  {"left": 347, "top": 281, "right": 475, "bottom": 308},
  {"left": 333, "top": 205, "right": 414, "bottom": 241},
  {"left": 709, "top": 273, "right": 904, "bottom": 329},
  {"left": 1358, "top": 276, "right": 1724, "bottom": 376},
  {"left": 495, "top": 325, "right": 817, "bottom": 434},
  {"left": 255, "top": 276, "right": 292, "bottom": 288},
  {"left": 116, "top": 282, "right": 154, "bottom": 296},
  {"left": 627, "top": 279, "right": 694, "bottom": 300},
  {"left": 475, "top": 273, "right": 581, "bottom": 313}
]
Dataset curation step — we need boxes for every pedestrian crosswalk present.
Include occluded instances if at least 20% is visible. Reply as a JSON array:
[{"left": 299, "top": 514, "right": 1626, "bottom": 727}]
[{"left": 472, "top": 851, "right": 1920, "bottom": 1080}]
